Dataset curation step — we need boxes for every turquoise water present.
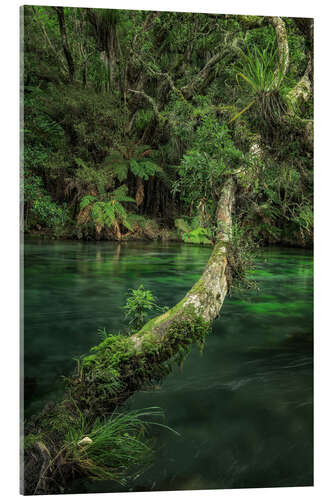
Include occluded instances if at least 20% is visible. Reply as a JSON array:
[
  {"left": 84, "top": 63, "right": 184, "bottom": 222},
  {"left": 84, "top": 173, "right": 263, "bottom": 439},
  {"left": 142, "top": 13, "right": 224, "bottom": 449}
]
[{"left": 23, "top": 240, "right": 313, "bottom": 491}]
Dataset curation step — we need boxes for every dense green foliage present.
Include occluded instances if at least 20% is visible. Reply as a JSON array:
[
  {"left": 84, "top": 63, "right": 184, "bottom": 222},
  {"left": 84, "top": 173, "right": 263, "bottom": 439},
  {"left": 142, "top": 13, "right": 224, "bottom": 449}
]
[{"left": 23, "top": 7, "right": 313, "bottom": 247}]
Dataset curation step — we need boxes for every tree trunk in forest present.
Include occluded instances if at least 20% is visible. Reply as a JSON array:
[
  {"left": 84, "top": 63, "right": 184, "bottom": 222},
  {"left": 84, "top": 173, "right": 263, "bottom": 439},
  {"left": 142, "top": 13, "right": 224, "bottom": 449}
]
[
  {"left": 54, "top": 7, "right": 75, "bottom": 82},
  {"left": 106, "top": 50, "right": 116, "bottom": 90},
  {"left": 23, "top": 176, "right": 236, "bottom": 494},
  {"left": 135, "top": 176, "right": 144, "bottom": 207},
  {"left": 270, "top": 15, "right": 313, "bottom": 149},
  {"left": 113, "top": 220, "right": 122, "bottom": 241},
  {"left": 86, "top": 9, "right": 119, "bottom": 92}
]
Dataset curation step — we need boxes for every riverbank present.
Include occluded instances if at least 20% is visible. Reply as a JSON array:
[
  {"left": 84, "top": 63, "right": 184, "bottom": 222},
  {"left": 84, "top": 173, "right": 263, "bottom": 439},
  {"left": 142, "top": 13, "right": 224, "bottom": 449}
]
[{"left": 24, "top": 218, "right": 313, "bottom": 249}]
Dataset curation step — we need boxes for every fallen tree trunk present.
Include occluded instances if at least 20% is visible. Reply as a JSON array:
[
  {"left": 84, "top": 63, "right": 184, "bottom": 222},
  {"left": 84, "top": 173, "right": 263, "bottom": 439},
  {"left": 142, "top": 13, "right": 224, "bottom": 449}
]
[
  {"left": 23, "top": 176, "right": 236, "bottom": 494},
  {"left": 134, "top": 175, "right": 235, "bottom": 339}
]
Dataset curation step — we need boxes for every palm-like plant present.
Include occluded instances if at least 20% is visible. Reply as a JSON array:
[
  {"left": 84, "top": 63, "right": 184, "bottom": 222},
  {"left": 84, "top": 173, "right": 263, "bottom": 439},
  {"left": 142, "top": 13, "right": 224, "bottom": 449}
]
[
  {"left": 230, "top": 43, "right": 287, "bottom": 128},
  {"left": 103, "top": 143, "right": 162, "bottom": 207},
  {"left": 78, "top": 185, "right": 135, "bottom": 239}
]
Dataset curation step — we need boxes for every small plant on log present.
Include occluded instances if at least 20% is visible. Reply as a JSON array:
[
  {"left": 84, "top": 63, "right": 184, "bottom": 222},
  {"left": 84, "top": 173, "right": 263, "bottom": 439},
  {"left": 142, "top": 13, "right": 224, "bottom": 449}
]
[{"left": 123, "top": 285, "right": 168, "bottom": 331}]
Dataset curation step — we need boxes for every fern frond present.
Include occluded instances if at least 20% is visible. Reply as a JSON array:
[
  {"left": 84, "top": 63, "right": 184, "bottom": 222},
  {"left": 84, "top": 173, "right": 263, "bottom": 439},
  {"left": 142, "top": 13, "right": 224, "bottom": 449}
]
[
  {"left": 112, "top": 163, "right": 128, "bottom": 182},
  {"left": 80, "top": 195, "right": 96, "bottom": 210},
  {"left": 91, "top": 202, "right": 105, "bottom": 226},
  {"left": 111, "top": 185, "right": 135, "bottom": 203},
  {"left": 75, "top": 157, "right": 88, "bottom": 169},
  {"left": 130, "top": 159, "right": 162, "bottom": 180},
  {"left": 103, "top": 202, "right": 116, "bottom": 227}
]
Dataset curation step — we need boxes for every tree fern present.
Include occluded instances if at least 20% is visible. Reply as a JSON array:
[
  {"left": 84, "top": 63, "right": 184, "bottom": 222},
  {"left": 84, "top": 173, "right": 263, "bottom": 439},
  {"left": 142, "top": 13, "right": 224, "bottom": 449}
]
[
  {"left": 78, "top": 185, "right": 135, "bottom": 238},
  {"left": 104, "top": 145, "right": 162, "bottom": 185},
  {"left": 130, "top": 159, "right": 162, "bottom": 180},
  {"left": 91, "top": 202, "right": 108, "bottom": 226},
  {"left": 113, "top": 201, "right": 133, "bottom": 231}
]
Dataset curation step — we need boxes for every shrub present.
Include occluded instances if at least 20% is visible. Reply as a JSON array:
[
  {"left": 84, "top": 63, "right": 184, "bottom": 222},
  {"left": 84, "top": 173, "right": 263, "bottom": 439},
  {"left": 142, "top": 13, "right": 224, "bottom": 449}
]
[
  {"left": 23, "top": 172, "right": 69, "bottom": 232},
  {"left": 175, "top": 217, "right": 212, "bottom": 245}
]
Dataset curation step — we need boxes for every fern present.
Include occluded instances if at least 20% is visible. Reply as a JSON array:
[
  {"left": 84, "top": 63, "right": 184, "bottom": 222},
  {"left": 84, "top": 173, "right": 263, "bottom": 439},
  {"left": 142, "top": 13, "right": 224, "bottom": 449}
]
[
  {"left": 91, "top": 202, "right": 106, "bottom": 226},
  {"left": 182, "top": 227, "right": 212, "bottom": 245},
  {"left": 113, "top": 163, "right": 128, "bottom": 182},
  {"left": 111, "top": 185, "right": 136, "bottom": 203},
  {"left": 75, "top": 157, "right": 88, "bottom": 169},
  {"left": 113, "top": 201, "right": 133, "bottom": 231},
  {"left": 80, "top": 195, "right": 96, "bottom": 210},
  {"left": 130, "top": 159, "right": 162, "bottom": 180},
  {"left": 104, "top": 145, "right": 162, "bottom": 185},
  {"left": 175, "top": 217, "right": 212, "bottom": 245},
  {"left": 135, "top": 109, "right": 155, "bottom": 131},
  {"left": 78, "top": 185, "right": 135, "bottom": 237},
  {"left": 103, "top": 152, "right": 129, "bottom": 182}
]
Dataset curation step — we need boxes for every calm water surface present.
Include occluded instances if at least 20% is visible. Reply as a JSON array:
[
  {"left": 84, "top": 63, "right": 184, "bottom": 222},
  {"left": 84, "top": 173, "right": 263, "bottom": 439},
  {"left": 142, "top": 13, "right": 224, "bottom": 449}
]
[{"left": 23, "top": 240, "right": 313, "bottom": 492}]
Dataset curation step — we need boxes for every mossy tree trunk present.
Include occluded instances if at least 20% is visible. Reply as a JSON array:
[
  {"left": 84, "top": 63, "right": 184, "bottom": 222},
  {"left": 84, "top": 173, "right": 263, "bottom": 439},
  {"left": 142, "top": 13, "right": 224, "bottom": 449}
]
[
  {"left": 23, "top": 177, "right": 236, "bottom": 494},
  {"left": 270, "top": 16, "right": 289, "bottom": 80}
]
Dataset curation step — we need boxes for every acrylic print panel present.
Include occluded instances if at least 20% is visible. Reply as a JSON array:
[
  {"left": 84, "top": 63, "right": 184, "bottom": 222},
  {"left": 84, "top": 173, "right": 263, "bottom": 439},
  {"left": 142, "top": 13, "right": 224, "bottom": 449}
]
[{"left": 21, "top": 4, "right": 314, "bottom": 495}]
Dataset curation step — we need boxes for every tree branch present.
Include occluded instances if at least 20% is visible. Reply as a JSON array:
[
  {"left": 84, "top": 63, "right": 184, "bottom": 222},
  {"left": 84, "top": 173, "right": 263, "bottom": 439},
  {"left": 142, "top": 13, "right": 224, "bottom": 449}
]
[
  {"left": 181, "top": 44, "right": 236, "bottom": 98},
  {"left": 270, "top": 16, "right": 289, "bottom": 79},
  {"left": 128, "top": 88, "right": 161, "bottom": 122}
]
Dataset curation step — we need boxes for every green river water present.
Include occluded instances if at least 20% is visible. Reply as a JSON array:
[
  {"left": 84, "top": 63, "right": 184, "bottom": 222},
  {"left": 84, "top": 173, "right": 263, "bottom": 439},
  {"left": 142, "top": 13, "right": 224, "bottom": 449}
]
[{"left": 23, "top": 240, "right": 313, "bottom": 492}]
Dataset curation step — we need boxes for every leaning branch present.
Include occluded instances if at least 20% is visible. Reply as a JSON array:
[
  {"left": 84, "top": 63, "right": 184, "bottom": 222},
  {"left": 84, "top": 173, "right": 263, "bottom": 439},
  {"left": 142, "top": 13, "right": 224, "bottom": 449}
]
[
  {"left": 128, "top": 88, "right": 161, "bottom": 122},
  {"left": 287, "top": 56, "right": 312, "bottom": 107},
  {"left": 181, "top": 45, "right": 236, "bottom": 98},
  {"left": 132, "top": 176, "right": 236, "bottom": 353}
]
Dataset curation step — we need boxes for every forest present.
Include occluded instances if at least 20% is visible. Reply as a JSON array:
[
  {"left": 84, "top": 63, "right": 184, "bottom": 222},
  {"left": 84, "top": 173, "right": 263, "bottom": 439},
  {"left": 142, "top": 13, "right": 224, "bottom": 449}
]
[
  {"left": 22, "top": 6, "right": 313, "bottom": 496},
  {"left": 23, "top": 6, "right": 313, "bottom": 248}
]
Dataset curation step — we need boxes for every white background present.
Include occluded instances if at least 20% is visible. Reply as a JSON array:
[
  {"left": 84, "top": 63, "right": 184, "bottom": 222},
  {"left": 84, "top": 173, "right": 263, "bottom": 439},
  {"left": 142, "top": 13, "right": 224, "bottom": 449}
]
[{"left": 1, "top": 0, "right": 332, "bottom": 498}]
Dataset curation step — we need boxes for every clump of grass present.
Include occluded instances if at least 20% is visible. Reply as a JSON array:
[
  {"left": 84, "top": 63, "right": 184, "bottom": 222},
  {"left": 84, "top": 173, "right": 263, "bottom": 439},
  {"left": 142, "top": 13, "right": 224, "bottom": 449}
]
[
  {"left": 63, "top": 407, "right": 177, "bottom": 485},
  {"left": 31, "top": 404, "right": 178, "bottom": 493}
]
